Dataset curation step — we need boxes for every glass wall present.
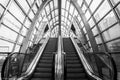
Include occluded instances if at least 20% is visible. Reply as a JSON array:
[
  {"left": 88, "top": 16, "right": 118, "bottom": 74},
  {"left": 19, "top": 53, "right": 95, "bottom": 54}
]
[
  {"left": 78, "top": 0, "right": 120, "bottom": 52},
  {"left": 0, "top": 0, "right": 120, "bottom": 53},
  {"left": 0, "top": 0, "right": 46, "bottom": 52}
]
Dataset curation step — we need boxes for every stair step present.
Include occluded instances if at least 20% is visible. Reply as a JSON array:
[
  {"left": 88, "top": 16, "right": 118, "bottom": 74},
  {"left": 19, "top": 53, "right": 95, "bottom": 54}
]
[
  {"left": 66, "top": 64, "right": 82, "bottom": 68},
  {"left": 66, "top": 78, "right": 88, "bottom": 80},
  {"left": 33, "top": 72, "right": 52, "bottom": 78},
  {"left": 35, "top": 68, "right": 52, "bottom": 72},
  {"left": 31, "top": 78, "right": 52, "bottom": 80},
  {"left": 41, "top": 57, "right": 53, "bottom": 60},
  {"left": 67, "top": 73, "right": 86, "bottom": 78},
  {"left": 37, "top": 63, "right": 52, "bottom": 67},
  {"left": 67, "top": 68, "right": 84, "bottom": 73},
  {"left": 66, "top": 57, "right": 78, "bottom": 60},
  {"left": 66, "top": 60, "right": 80, "bottom": 63},
  {"left": 42, "top": 54, "right": 53, "bottom": 57},
  {"left": 66, "top": 54, "right": 77, "bottom": 57},
  {"left": 40, "top": 60, "right": 52, "bottom": 63}
]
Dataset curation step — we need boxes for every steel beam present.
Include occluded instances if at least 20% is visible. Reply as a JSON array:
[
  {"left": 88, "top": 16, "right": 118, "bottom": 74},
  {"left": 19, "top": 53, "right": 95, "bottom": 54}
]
[
  {"left": 58, "top": 0, "right": 61, "bottom": 36},
  {"left": 20, "top": 0, "right": 51, "bottom": 53},
  {"left": 71, "top": 0, "right": 99, "bottom": 52}
]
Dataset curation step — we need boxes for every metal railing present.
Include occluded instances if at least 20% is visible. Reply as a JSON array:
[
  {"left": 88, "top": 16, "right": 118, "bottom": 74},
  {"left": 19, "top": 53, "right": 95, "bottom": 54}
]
[
  {"left": 55, "top": 36, "right": 64, "bottom": 80},
  {"left": 71, "top": 37, "right": 117, "bottom": 80},
  {"left": 1, "top": 37, "right": 49, "bottom": 80}
]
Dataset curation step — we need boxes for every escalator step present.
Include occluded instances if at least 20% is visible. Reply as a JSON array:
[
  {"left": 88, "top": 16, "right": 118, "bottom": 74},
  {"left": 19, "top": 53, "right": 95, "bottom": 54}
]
[
  {"left": 40, "top": 60, "right": 52, "bottom": 63},
  {"left": 66, "top": 60, "right": 80, "bottom": 63},
  {"left": 67, "top": 68, "right": 84, "bottom": 73},
  {"left": 67, "top": 73, "right": 86, "bottom": 78},
  {"left": 35, "top": 68, "right": 52, "bottom": 72},
  {"left": 66, "top": 56, "right": 78, "bottom": 60},
  {"left": 41, "top": 57, "right": 53, "bottom": 60},
  {"left": 66, "top": 64, "right": 82, "bottom": 68},
  {"left": 42, "top": 55, "right": 52, "bottom": 57},
  {"left": 66, "top": 79, "right": 88, "bottom": 80},
  {"left": 66, "top": 54, "right": 77, "bottom": 57},
  {"left": 33, "top": 72, "right": 52, "bottom": 78},
  {"left": 37, "top": 63, "right": 52, "bottom": 67},
  {"left": 31, "top": 78, "right": 52, "bottom": 80}
]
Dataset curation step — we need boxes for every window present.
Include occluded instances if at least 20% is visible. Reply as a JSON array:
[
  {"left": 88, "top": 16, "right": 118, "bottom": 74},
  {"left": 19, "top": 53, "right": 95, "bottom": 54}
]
[
  {"left": 85, "top": 10, "right": 91, "bottom": 20},
  {"left": 102, "top": 24, "right": 120, "bottom": 41},
  {"left": 116, "top": 4, "right": 120, "bottom": 17},
  {"left": 92, "top": 27, "right": 99, "bottom": 36},
  {"left": 0, "top": 0, "right": 9, "bottom": 7},
  {"left": 98, "top": 11, "right": 117, "bottom": 31},
  {"left": 107, "top": 39, "right": 120, "bottom": 52},
  {"left": 0, "top": 5, "right": 5, "bottom": 17},
  {"left": 21, "top": 27, "right": 27, "bottom": 36},
  {"left": 69, "top": 4, "right": 74, "bottom": 15},
  {"left": 54, "top": 0, "right": 58, "bottom": 8},
  {"left": 82, "top": 4, "right": 87, "bottom": 13},
  {"left": 0, "top": 25, "right": 18, "bottom": 41},
  {"left": 95, "top": 35, "right": 102, "bottom": 44},
  {"left": 85, "top": 0, "right": 92, "bottom": 5},
  {"left": 45, "top": 5, "right": 50, "bottom": 15},
  {"left": 18, "top": 35, "right": 24, "bottom": 44},
  {"left": 90, "top": 0, "right": 102, "bottom": 12},
  {"left": 62, "top": 0, "right": 66, "bottom": 8},
  {"left": 88, "top": 18, "right": 95, "bottom": 28},
  {"left": 111, "top": 0, "right": 120, "bottom": 4},
  {"left": 0, "top": 39, "right": 14, "bottom": 52},
  {"left": 17, "top": 0, "right": 30, "bottom": 13},
  {"left": 24, "top": 18, "right": 31, "bottom": 28},
  {"left": 66, "top": 1, "right": 70, "bottom": 11},
  {"left": 9, "top": 1, "right": 25, "bottom": 22},
  {"left": 3, "top": 13, "right": 22, "bottom": 32},
  {"left": 29, "top": 11, "right": 34, "bottom": 20},
  {"left": 32, "top": 4, "right": 38, "bottom": 13},
  {"left": 94, "top": 0, "right": 111, "bottom": 22},
  {"left": 55, "top": 9, "right": 58, "bottom": 16},
  {"left": 14, "top": 45, "right": 20, "bottom": 52},
  {"left": 83, "top": 27, "right": 87, "bottom": 34},
  {"left": 50, "top": 1, "right": 53, "bottom": 11},
  {"left": 77, "top": 0, "right": 83, "bottom": 7}
]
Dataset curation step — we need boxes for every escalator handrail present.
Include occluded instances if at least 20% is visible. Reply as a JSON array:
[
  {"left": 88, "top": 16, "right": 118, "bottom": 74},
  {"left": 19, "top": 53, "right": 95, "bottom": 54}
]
[
  {"left": 71, "top": 37, "right": 102, "bottom": 80},
  {"left": 55, "top": 36, "right": 64, "bottom": 80},
  {"left": 1, "top": 52, "right": 28, "bottom": 80},
  {"left": 75, "top": 38, "right": 117, "bottom": 80},
  {"left": 17, "top": 37, "right": 49, "bottom": 80},
  {"left": 87, "top": 52, "right": 117, "bottom": 80}
]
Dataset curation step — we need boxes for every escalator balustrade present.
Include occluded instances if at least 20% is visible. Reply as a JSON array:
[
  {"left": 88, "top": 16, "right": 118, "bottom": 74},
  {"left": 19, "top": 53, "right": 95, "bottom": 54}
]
[
  {"left": 29, "top": 38, "right": 57, "bottom": 80},
  {"left": 63, "top": 38, "right": 91, "bottom": 80}
]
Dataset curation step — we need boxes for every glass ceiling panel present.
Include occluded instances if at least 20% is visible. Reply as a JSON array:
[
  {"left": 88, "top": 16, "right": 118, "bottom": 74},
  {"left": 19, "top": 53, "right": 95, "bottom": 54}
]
[
  {"left": 77, "top": 0, "right": 83, "bottom": 7},
  {"left": 50, "top": 1, "right": 54, "bottom": 11},
  {"left": 53, "top": 0, "right": 58, "bottom": 8},
  {"left": 62, "top": 0, "right": 66, "bottom": 8}
]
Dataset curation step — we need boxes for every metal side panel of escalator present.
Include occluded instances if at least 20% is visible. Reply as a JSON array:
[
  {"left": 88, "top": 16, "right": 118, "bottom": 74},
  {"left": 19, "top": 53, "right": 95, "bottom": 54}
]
[
  {"left": 29, "top": 38, "right": 58, "bottom": 80},
  {"left": 63, "top": 38, "right": 94, "bottom": 80}
]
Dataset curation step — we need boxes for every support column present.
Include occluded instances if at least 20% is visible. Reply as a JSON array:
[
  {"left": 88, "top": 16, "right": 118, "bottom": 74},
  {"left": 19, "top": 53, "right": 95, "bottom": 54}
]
[
  {"left": 20, "top": 0, "right": 50, "bottom": 53},
  {"left": 71, "top": 0, "right": 99, "bottom": 52},
  {"left": 58, "top": 0, "right": 61, "bottom": 36}
]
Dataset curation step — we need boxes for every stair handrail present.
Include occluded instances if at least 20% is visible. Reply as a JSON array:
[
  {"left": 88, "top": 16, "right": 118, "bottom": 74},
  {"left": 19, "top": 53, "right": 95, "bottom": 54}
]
[
  {"left": 91, "top": 52, "right": 117, "bottom": 80},
  {"left": 17, "top": 37, "right": 49, "bottom": 80},
  {"left": 55, "top": 36, "right": 64, "bottom": 80},
  {"left": 74, "top": 38, "right": 117, "bottom": 80},
  {"left": 70, "top": 37, "right": 102, "bottom": 80}
]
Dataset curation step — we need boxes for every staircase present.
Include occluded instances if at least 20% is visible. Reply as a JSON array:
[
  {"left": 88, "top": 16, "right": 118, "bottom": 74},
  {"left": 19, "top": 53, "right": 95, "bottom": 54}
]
[
  {"left": 63, "top": 38, "right": 89, "bottom": 80},
  {"left": 30, "top": 38, "right": 57, "bottom": 80}
]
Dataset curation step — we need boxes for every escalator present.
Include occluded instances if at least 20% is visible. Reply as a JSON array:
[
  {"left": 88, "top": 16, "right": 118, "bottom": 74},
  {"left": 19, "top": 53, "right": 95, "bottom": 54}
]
[
  {"left": 30, "top": 38, "right": 57, "bottom": 80},
  {"left": 63, "top": 38, "right": 90, "bottom": 80}
]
